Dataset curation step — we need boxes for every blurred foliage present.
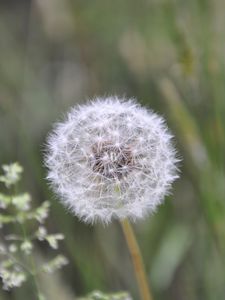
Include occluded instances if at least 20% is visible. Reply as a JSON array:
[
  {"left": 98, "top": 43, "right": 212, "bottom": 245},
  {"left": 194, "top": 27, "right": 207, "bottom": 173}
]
[
  {"left": 77, "top": 290, "right": 132, "bottom": 300},
  {"left": 0, "top": 0, "right": 225, "bottom": 299},
  {"left": 0, "top": 163, "right": 68, "bottom": 299}
]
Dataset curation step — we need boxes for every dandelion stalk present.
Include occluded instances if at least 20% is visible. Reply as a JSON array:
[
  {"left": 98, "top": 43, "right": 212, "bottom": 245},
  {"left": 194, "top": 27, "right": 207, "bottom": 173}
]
[
  {"left": 45, "top": 97, "right": 179, "bottom": 298},
  {"left": 121, "top": 219, "right": 153, "bottom": 300}
]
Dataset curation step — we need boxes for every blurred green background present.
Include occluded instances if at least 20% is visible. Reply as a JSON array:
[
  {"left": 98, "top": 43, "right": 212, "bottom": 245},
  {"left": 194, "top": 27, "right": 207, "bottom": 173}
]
[{"left": 1, "top": 0, "right": 225, "bottom": 299}]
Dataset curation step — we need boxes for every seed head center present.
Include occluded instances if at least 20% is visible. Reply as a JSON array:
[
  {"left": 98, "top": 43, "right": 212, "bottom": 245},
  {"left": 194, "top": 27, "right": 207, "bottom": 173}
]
[{"left": 90, "top": 141, "right": 133, "bottom": 179}]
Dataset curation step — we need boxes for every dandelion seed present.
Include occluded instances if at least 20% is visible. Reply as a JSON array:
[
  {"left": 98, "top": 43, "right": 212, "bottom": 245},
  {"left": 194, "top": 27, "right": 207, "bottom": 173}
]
[{"left": 45, "top": 96, "right": 179, "bottom": 224}]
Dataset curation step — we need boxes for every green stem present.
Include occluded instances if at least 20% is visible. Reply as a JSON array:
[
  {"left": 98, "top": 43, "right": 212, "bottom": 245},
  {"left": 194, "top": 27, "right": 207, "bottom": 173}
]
[
  {"left": 120, "top": 219, "right": 153, "bottom": 300},
  {"left": 20, "top": 223, "right": 43, "bottom": 300}
]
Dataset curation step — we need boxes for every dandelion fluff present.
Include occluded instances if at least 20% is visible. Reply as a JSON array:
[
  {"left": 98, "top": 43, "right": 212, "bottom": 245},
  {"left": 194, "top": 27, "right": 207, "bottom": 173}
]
[{"left": 45, "top": 96, "right": 179, "bottom": 224}]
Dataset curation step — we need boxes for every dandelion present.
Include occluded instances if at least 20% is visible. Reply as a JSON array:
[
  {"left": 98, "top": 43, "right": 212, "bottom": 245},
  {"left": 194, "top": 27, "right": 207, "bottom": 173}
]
[
  {"left": 45, "top": 96, "right": 179, "bottom": 224},
  {"left": 45, "top": 96, "right": 180, "bottom": 300}
]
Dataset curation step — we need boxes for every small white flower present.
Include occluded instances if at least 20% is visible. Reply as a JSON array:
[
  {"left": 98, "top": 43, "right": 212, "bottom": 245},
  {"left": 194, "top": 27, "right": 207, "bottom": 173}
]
[
  {"left": 9, "top": 244, "right": 18, "bottom": 253},
  {"left": 45, "top": 96, "right": 179, "bottom": 224},
  {"left": 43, "top": 255, "right": 68, "bottom": 274},
  {"left": 0, "top": 268, "right": 26, "bottom": 290},
  {"left": 20, "top": 240, "right": 33, "bottom": 255}
]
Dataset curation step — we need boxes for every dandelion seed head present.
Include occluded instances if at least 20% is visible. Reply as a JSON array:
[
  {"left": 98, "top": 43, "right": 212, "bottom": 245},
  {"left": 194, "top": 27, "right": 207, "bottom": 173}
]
[{"left": 45, "top": 96, "right": 179, "bottom": 224}]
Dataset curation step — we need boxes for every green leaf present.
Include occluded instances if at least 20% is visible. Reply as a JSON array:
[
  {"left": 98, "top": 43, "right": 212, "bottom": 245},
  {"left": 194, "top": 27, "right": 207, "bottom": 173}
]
[{"left": 150, "top": 225, "right": 193, "bottom": 290}]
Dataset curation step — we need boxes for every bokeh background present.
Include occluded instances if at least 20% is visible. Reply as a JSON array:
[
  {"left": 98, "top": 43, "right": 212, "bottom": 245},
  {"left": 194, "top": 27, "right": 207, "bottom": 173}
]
[{"left": 1, "top": 0, "right": 225, "bottom": 299}]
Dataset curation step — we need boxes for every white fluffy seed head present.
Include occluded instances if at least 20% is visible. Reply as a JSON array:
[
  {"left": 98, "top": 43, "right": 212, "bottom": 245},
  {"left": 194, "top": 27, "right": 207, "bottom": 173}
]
[{"left": 44, "top": 96, "right": 179, "bottom": 224}]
